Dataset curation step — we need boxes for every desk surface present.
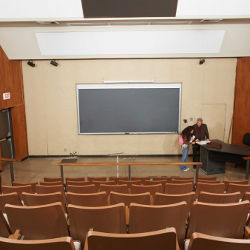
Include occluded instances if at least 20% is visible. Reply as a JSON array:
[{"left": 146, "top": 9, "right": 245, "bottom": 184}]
[{"left": 203, "top": 140, "right": 250, "bottom": 156}]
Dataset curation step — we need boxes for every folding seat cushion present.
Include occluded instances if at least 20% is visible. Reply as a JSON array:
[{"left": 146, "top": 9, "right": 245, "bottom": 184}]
[
  {"left": 0, "top": 193, "right": 22, "bottom": 213},
  {"left": 100, "top": 184, "right": 128, "bottom": 194},
  {"left": 224, "top": 180, "right": 248, "bottom": 191},
  {"left": 131, "top": 184, "right": 163, "bottom": 195},
  {"left": 165, "top": 183, "right": 193, "bottom": 194},
  {"left": 195, "top": 183, "right": 225, "bottom": 196},
  {"left": 198, "top": 191, "right": 241, "bottom": 204},
  {"left": 67, "top": 184, "right": 97, "bottom": 194},
  {"left": 12, "top": 182, "right": 37, "bottom": 193},
  {"left": 227, "top": 184, "right": 250, "bottom": 199}
]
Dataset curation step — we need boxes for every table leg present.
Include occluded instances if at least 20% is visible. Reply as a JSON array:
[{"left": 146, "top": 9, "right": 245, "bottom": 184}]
[
  {"left": 128, "top": 165, "right": 131, "bottom": 180},
  {"left": 10, "top": 162, "right": 14, "bottom": 182},
  {"left": 246, "top": 160, "right": 250, "bottom": 180},
  {"left": 195, "top": 165, "right": 199, "bottom": 189},
  {"left": 116, "top": 156, "right": 119, "bottom": 178},
  {"left": 60, "top": 165, "right": 64, "bottom": 183}
]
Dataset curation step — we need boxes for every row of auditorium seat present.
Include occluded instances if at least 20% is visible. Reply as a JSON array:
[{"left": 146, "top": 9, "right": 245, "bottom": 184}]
[{"left": 1, "top": 199, "right": 250, "bottom": 248}]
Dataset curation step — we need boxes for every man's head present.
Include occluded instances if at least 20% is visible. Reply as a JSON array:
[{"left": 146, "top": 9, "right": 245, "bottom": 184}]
[{"left": 196, "top": 118, "right": 203, "bottom": 127}]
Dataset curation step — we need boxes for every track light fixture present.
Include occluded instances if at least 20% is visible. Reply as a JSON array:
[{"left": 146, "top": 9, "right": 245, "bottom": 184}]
[
  {"left": 27, "top": 60, "right": 35, "bottom": 67},
  {"left": 199, "top": 58, "right": 205, "bottom": 65},
  {"left": 50, "top": 60, "right": 58, "bottom": 67}
]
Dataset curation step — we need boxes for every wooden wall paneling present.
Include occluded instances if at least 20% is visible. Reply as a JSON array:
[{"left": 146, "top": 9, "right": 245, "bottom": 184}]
[
  {"left": 232, "top": 57, "right": 250, "bottom": 145},
  {"left": 11, "top": 104, "right": 29, "bottom": 160}
]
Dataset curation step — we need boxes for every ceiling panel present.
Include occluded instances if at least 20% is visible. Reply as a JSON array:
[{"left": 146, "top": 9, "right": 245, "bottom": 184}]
[
  {"left": 177, "top": 0, "right": 250, "bottom": 16},
  {"left": 0, "top": 0, "right": 83, "bottom": 19}
]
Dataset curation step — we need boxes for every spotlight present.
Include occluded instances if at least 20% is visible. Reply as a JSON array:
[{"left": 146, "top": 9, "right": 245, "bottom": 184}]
[
  {"left": 199, "top": 58, "right": 205, "bottom": 65},
  {"left": 50, "top": 60, "right": 58, "bottom": 67},
  {"left": 27, "top": 61, "right": 35, "bottom": 67}
]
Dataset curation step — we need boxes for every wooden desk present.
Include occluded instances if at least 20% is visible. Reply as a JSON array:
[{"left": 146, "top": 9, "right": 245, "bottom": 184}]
[
  {"left": 200, "top": 140, "right": 250, "bottom": 177},
  {"left": 57, "top": 160, "right": 202, "bottom": 184},
  {"left": 0, "top": 157, "right": 17, "bottom": 182}
]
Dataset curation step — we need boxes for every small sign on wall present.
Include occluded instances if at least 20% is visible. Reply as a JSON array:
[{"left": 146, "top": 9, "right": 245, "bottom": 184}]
[{"left": 3, "top": 92, "right": 11, "bottom": 100}]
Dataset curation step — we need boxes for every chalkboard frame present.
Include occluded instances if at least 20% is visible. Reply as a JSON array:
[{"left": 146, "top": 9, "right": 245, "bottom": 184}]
[{"left": 76, "top": 83, "right": 181, "bottom": 135}]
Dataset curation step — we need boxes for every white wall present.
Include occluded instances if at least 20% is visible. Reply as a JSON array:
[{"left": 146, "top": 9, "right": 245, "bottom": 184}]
[{"left": 22, "top": 58, "right": 236, "bottom": 156}]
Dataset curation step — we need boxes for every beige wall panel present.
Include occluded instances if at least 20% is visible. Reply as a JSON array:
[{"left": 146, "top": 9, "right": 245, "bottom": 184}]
[{"left": 22, "top": 58, "right": 236, "bottom": 155}]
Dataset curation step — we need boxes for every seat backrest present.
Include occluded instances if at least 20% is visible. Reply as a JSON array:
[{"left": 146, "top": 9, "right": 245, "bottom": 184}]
[
  {"left": 36, "top": 185, "right": 65, "bottom": 195},
  {"left": 144, "top": 180, "right": 168, "bottom": 192},
  {"left": 118, "top": 180, "right": 142, "bottom": 187},
  {"left": 100, "top": 184, "right": 128, "bottom": 194},
  {"left": 109, "top": 177, "right": 128, "bottom": 183},
  {"left": 129, "top": 202, "right": 188, "bottom": 246},
  {"left": 243, "top": 192, "right": 250, "bottom": 201},
  {"left": 40, "top": 181, "right": 63, "bottom": 186},
  {"left": 224, "top": 180, "right": 248, "bottom": 191},
  {"left": 5, "top": 202, "right": 69, "bottom": 240},
  {"left": 66, "top": 177, "right": 85, "bottom": 182},
  {"left": 152, "top": 177, "right": 172, "bottom": 181},
  {"left": 2, "top": 185, "right": 33, "bottom": 198},
  {"left": 197, "top": 180, "right": 221, "bottom": 184},
  {"left": 68, "top": 203, "right": 126, "bottom": 243},
  {"left": 198, "top": 177, "right": 217, "bottom": 181},
  {"left": 186, "top": 200, "right": 250, "bottom": 239},
  {"left": 66, "top": 181, "right": 91, "bottom": 186},
  {"left": 12, "top": 182, "right": 37, "bottom": 193},
  {"left": 196, "top": 183, "right": 225, "bottom": 195},
  {"left": 165, "top": 182, "right": 193, "bottom": 194},
  {"left": 174, "top": 177, "right": 194, "bottom": 181},
  {"left": 188, "top": 232, "right": 250, "bottom": 250},
  {"left": 170, "top": 179, "right": 194, "bottom": 184},
  {"left": 67, "top": 184, "right": 98, "bottom": 194},
  {"left": 198, "top": 191, "right": 241, "bottom": 204},
  {"left": 110, "top": 192, "right": 151, "bottom": 206},
  {"left": 154, "top": 192, "right": 195, "bottom": 211},
  {"left": 85, "top": 228, "right": 179, "bottom": 250},
  {"left": 0, "top": 192, "right": 22, "bottom": 213},
  {"left": 22, "top": 192, "right": 65, "bottom": 207},
  {"left": 0, "top": 236, "right": 76, "bottom": 250},
  {"left": 92, "top": 181, "right": 116, "bottom": 190},
  {"left": 44, "top": 177, "right": 63, "bottom": 182},
  {"left": 87, "top": 177, "right": 107, "bottom": 181},
  {"left": 131, "top": 184, "right": 163, "bottom": 195},
  {"left": 227, "top": 183, "right": 250, "bottom": 198},
  {"left": 0, "top": 212, "right": 11, "bottom": 237},
  {"left": 66, "top": 192, "right": 108, "bottom": 206}
]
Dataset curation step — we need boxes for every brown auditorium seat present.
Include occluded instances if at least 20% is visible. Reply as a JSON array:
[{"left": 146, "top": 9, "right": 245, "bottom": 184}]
[
  {"left": 0, "top": 193, "right": 22, "bottom": 213},
  {"left": 186, "top": 201, "right": 250, "bottom": 239},
  {"left": 66, "top": 177, "right": 85, "bottom": 182},
  {"left": 5, "top": 202, "right": 69, "bottom": 240},
  {"left": 118, "top": 180, "right": 142, "bottom": 188},
  {"left": 131, "top": 184, "right": 163, "bottom": 195},
  {"left": 198, "top": 176, "right": 217, "bottom": 181},
  {"left": 67, "top": 184, "right": 98, "bottom": 194},
  {"left": 68, "top": 203, "right": 126, "bottom": 243},
  {"left": 197, "top": 180, "right": 221, "bottom": 183},
  {"left": 22, "top": 192, "right": 65, "bottom": 207},
  {"left": 12, "top": 182, "right": 38, "bottom": 193},
  {"left": 44, "top": 177, "right": 63, "bottom": 183},
  {"left": 131, "top": 177, "right": 150, "bottom": 184},
  {"left": 109, "top": 177, "right": 128, "bottom": 183},
  {"left": 154, "top": 192, "right": 195, "bottom": 211},
  {"left": 0, "top": 212, "right": 11, "bottom": 237},
  {"left": 100, "top": 184, "right": 128, "bottom": 194},
  {"left": 2, "top": 185, "right": 33, "bottom": 198},
  {"left": 0, "top": 237, "right": 77, "bottom": 250},
  {"left": 227, "top": 184, "right": 250, "bottom": 199},
  {"left": 144, "top": 180, "right": 168, "bottom": 192},
  {"left": 196, "top": 183, "right": 225, "bottom": 196},
  {"left": 170, "top": 179, "right": 194, "bottom": 184},
  {"left": 87, "top": 177, "right": 107, "bottom": 182},
  {"left": 152, "top": 176, "right": 172, "bottom": 181},
  {"left": 40, "top": 181, "right": 63, "bottom": 186},
  {"left": 129, "top": 201, "right": 188, "bottom": 246},
  {"left": 243, "top": 192, "right": 250, "bottom": 201},
  {"left": 198, "top": 191, "right": 241, "bottom": 204},
  {"left": 224, "top": 180, "right": 248, "bottom": 191},
  {"left": 36, "top": 185, "right": 65, "bottom": 194},
  {"left": 110, "top": 192, "right": 151, "bottom": 206},
  {"left": 92, "top": 181, "right": 116, "bottom": 190},
  {"left": 66, "top": 181, "right": 91, "bottom": 186},
  {"left": 165, "top": 182, "right": 193, "bottom": 194},
  {"left": 66, "top": 192, "right": 108, "bottom": 207},
  {"left": 186, "top": 232, "right": 250, "bottom": 250},
  {"left": 174, "top": 177, "right": 194, "bottom": 181},
  {"left": 85, "top": 228, "right": 179, "bottom": 250}
]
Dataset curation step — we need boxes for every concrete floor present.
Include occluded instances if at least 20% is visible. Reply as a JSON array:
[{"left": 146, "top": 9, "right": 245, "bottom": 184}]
[{"left": 1, "top": 156, "right": 249, "bottom": 185}]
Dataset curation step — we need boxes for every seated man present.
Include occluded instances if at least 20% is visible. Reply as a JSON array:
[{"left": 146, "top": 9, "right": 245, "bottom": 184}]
[{"left": 192, "top": 118, "right": 209, "bottom": 167}]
